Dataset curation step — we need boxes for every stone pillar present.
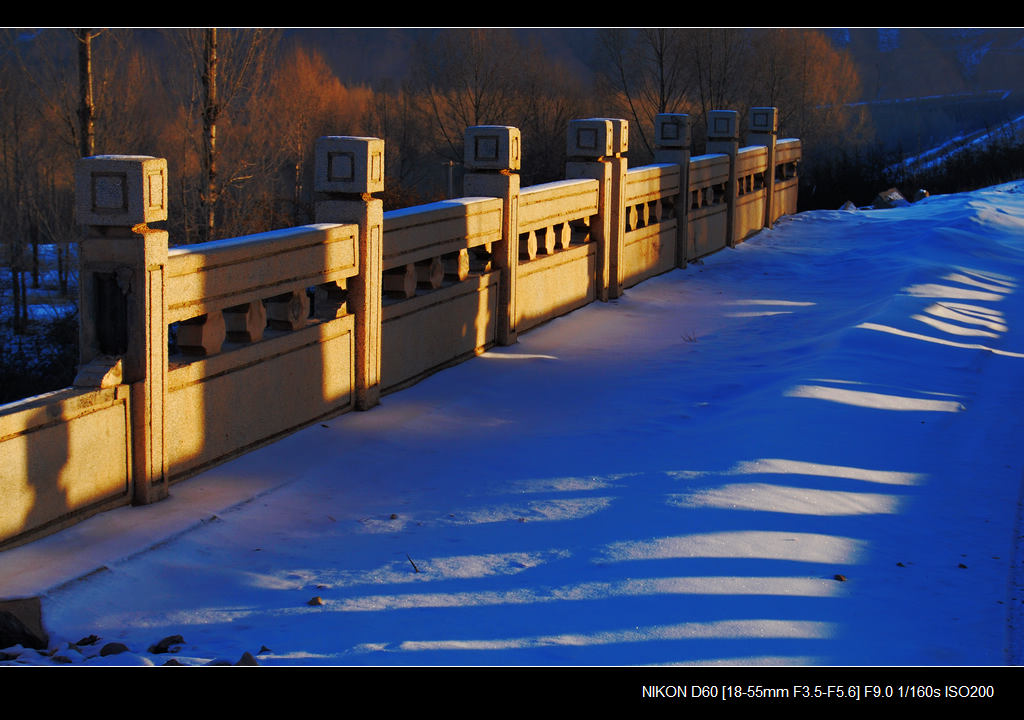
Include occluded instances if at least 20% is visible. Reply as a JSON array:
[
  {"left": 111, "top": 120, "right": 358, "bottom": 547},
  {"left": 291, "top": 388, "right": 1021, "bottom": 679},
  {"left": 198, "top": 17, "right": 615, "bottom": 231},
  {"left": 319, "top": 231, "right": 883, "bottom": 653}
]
[
  {"left": 705, "top": 110, "right": 739, "bottom": 248},
  {"left": 747, "top": 106, "right": 778, "bottom": 229},
  {"left": 565, "top": 118, "right": 628, "bottom": 301},
  {"left": 313, "top": 136, "right": 384, "bottom": 410},
  {"left": 654, "top": 113, "right": 691, "bottom": 267},
  {"left": 75, "top": 155, "right": 169, "bottom": 505},
  {"left": 463, "top": 125, "right": 521, "bottom": 346}
]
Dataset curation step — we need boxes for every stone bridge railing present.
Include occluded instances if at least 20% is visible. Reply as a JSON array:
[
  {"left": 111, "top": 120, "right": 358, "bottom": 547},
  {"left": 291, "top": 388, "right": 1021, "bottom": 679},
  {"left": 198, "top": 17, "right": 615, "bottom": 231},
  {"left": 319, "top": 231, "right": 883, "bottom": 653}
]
[{"left": 0, "top": 108, "right": 800, "bottom": 549}]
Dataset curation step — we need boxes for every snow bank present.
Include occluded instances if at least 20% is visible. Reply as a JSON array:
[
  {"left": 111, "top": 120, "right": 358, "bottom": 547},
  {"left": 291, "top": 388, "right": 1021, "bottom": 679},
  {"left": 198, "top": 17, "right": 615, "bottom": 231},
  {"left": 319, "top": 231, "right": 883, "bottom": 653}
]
[{"left": 4, "top": 182, "right": 1024, "bottom": 666}]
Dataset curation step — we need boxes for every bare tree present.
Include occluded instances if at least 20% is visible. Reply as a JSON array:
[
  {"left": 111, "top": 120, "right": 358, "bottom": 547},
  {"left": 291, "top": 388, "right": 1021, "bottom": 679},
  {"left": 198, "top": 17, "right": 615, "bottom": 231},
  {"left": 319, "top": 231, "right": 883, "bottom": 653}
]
[
  {"left": 166, "top": 28, "right": 279, "bottom": 243},
  {"left": 412, "top": 29, "right": 527, "bottom": 162},
  {"left": 76, "top": 29, "right": 100, "bottom": 158},
  {"left": 597, "top": 29, "right": 694, "bottom": 158},
  {"left": 364, "top": 79, "right": 437, "bottom": 208},
  {"left": 261, "top": 46, "right": 374, "bottom": 223},
  {"left": 747, "top": 30, "right": 868, "bottom": 149},
  {"left": 689, "top": 29, "right": 751, "bottom": 130}
]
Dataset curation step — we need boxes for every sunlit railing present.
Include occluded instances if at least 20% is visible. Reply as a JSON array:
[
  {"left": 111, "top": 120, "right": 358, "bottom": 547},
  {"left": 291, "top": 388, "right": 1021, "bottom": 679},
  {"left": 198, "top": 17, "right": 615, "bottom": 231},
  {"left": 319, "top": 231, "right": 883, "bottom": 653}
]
[{"left": 0, "top": 109, "right": 801, "bottom": 549}]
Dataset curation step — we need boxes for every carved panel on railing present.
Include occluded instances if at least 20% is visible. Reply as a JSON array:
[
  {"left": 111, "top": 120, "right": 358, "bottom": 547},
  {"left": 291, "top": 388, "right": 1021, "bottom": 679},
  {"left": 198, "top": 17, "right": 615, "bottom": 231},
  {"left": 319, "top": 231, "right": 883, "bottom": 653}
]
[
  {"left": 514, "top": 177, "right": 602, "bottom": 333},
  {"left": 734, "top": 146, "right": 770, "bottom": 243},
  {"left": 621, "top": 163, "right": 681, "bottom": 287},
  {"left": 165, "top": 224, "right": 357, "bottom": 324},
  {"left": 378, "top": 196, "right": 504, "bottom": 392},
  {"left": 735, "top": 146, "right": 768, "bottom": 196},
  {"left": 165, "top": 223, "right": 359, "bottom": 362},
  {"left": 517, "top": 178, "right": 600, "bottom": 262},
  {"left": 380, "top": 197, "right": 503, "bottom": 301},
  {"left": 688, "top": 154, "right": 730, "bottom": 211},
  {"left": 624, "top": 164, "right": 680, "bottom": 232},
  {"left": 163, "top": 223, "right": 361, "bottom": 479},
  {"left": 773, "top": 139, "right": 802, "bottom": 220},
  {"left": 688, "top": 153, "right": 731, "bottom": 259}
]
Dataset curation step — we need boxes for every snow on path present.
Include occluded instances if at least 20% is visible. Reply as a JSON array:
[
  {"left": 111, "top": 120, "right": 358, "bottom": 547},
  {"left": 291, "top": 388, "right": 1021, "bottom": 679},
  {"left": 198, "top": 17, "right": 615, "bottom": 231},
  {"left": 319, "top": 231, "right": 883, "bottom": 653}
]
[{"left": 4, "top": 182, "right": 1024, "bottom": 666}]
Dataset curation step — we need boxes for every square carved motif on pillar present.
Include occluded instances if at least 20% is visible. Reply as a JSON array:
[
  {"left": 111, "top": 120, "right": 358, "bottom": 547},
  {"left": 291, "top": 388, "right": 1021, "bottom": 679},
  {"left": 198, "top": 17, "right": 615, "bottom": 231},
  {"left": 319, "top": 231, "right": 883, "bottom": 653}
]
[
  {"left": 147, "top": 172, "right": 164, "bottom": 211},
  {"left": 315, "top": 136, "right": 385, "bottom": 194},
  {"left": 750, "top": 107, "right": 778, "bottom": 133},
  {"left": 76, "top": 155, "right": 168, "bottom": 226},
  {"left": 464, "top": 126, "right": 521, "bottom": 171},
  {"left": 328, "top": 152, "right": 355, "bottom": 183},
  {"left": 92, "top": 173, "right": 128, "bottom": 213}
]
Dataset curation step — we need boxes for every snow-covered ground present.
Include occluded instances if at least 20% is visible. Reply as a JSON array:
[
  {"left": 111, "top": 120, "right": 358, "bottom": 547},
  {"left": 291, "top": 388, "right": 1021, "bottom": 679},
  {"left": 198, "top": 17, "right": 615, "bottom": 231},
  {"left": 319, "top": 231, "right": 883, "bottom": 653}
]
[{"left": 3, "top": 181, "right": 1024, "bottom": 667}]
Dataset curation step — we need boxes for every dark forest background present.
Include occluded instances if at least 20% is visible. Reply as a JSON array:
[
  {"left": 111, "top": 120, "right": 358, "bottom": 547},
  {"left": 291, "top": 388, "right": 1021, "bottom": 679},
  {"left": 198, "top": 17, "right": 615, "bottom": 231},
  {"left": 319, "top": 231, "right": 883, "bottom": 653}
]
[{"left": 4, "top": 28, "right": 1024, "bottom": 403}]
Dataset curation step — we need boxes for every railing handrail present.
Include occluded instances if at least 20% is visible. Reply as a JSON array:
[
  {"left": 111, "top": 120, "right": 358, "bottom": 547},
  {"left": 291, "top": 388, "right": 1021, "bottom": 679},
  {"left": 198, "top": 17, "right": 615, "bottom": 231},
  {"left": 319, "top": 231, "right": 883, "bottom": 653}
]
[{"left": 1, "top": 110, "right": 802, "bottom": 550}]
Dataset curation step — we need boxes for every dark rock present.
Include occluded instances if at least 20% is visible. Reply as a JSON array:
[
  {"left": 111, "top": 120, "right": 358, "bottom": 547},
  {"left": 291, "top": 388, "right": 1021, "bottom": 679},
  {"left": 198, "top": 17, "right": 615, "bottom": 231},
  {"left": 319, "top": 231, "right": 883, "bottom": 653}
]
[
  {"left": 163, "top": 658, "right": 185, "bottom": 666},
  {"left": 99, "top": 642, "right": 129, "bottom": 656},
  {"left": 148, "top": 634, "right": 185, "bottom": 654},
  {"left": 0, "top": 598, "right": 48, "bottom": 651},
  {"left": 913, "top": 189, "right": 930, "bottom": 202},
  {"left": 76, "top": 634, "right": 100, "bottom": 646},
  {"left": 307, "top": 596, "right": 324, "bottom": 606},
  {"left": 235, "top": 651, "right": 259, "bottom": 666},
  {"left": 872, "top": 187, "right": 910, "bottom": 209}
]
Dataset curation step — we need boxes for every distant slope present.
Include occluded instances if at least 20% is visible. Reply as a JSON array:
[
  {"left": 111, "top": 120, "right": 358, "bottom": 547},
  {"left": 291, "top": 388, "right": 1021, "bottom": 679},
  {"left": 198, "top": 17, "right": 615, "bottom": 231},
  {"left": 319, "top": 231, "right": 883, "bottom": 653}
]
[{"left": 827, "top": 28, "right": 1024, "bottom": 101}]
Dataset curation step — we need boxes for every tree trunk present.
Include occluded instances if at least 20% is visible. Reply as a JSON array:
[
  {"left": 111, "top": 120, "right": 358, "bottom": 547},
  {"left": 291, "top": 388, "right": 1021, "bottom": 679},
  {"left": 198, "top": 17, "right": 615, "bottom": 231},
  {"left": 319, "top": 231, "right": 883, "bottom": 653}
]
[
  {"left": 202, "top": 28, "right": 219, "bottom": 244},
  {"left": 77, "top": 29, "right": 95, "bottom": 158}
]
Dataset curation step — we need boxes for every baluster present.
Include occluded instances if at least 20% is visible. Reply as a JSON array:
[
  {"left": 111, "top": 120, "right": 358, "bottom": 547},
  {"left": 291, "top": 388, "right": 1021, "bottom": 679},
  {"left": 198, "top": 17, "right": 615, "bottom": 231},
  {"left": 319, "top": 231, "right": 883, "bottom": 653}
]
[
  {"left": 416, "top": 256, "right": 444, "bottom": 289},
  {"left": 539, "top": 225, "right": 556, "bottom": 254},
  {"left": 224, "top": 300, "right": 266, "bottom": 342},
  {"left": 558, "top": 222, "right": 572, "bottom": 250},
  {"left": 266, "top": 290, "right": 309, "bottom": 331},
  {"left": 314, "top": 281, "right": 348, "bottom": 319},
  {"left": 444, "top": 249, "right": 470, "bottom": 282},
  {"left": 383, "top": 264, "right": 416, "bottom": 298},
  {"left": 176, "top": 311, "right": 226, "bottom": 355},
  {"left": 520, "top": 230, "right": 537, "bottom": 260}
]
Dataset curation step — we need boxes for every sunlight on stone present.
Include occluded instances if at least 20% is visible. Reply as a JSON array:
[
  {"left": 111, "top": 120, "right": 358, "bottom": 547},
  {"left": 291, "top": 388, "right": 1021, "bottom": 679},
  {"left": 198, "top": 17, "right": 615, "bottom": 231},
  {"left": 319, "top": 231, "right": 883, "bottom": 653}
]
[
  {"left": 857, "top": 322, "right": 1024, "bottom": 358},
  {"left": 785, "top": 384, "right": 966, "bottom": 411},
  {"left": 600, "top": 530, "right": 865, "bottom": 564},
  {"left": 669, "top": 483, "right": 904, "bottom": 516},
  {"left": 390, "top": 619, "right": 836, "bottom": 652},
  {"left": 729, "top": 458, "right": 923, "bottom": 486}
]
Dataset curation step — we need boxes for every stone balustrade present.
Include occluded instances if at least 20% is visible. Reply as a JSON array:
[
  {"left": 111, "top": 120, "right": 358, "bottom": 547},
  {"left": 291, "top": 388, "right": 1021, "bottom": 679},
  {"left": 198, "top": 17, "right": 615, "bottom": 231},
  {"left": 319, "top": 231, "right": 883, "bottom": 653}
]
[
  {"left": 0, "top": 109, "right": 801, "bottom": 549},
  {"left": 377, "top": 196, "right": 505, "bottom": 392}
]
